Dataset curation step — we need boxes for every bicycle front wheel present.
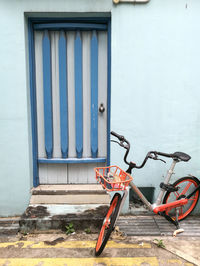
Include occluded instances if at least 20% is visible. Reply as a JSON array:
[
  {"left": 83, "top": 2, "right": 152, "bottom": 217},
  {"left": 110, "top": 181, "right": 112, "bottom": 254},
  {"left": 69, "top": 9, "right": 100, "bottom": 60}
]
[
  {"left": 162, "top": 176, "right": 200, "bottom": 220},
  {"left": 95, "top": 193, "right": 122, "bottom": 257}
]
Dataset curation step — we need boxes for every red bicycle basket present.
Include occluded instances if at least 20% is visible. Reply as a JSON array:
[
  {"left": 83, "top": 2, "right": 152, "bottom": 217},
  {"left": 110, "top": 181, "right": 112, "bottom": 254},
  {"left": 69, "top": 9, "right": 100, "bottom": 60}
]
[{"left": 95, "top": 165, "right": 133, "bottom": 192}]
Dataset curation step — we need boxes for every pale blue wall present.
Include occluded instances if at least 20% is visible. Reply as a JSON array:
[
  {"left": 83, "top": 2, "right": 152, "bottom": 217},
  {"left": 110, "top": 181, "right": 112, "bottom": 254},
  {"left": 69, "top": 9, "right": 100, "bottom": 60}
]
[
  {"left": 0, "top": 2, "right": 32, "bottom": 216},
  {"left": 0, "top": 0, "right": 200, "bottom": 216},
  {"left": 111, "top": 1, "right": 200, "bottom": 207}
]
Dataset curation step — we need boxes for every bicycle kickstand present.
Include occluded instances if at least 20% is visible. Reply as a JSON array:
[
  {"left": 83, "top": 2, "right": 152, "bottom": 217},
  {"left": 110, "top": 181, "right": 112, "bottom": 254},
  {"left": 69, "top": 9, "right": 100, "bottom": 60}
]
[
  {"left": 173, "top": 208, "right": 184, "bottom": 237},
  {"left": 159, "top": 209, "right": 184, "bottom": 237}
]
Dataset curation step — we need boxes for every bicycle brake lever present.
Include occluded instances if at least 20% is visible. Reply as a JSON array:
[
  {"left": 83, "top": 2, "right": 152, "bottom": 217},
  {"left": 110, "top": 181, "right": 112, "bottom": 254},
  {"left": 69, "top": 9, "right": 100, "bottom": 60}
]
[
  {"left": 121, "top": 142, "right": 129, "bottom": 149},
  {"left": 111, "top": 139, "right": 128, "bottom": 149},
  {"left": 111, "top": 139, "right": 120, "bottom": 145},
  {"left": 148, "top": 154, "right": 156, "bottom": 160},
  {"left": 158, "top": 158, "right": 166, "bottom": 163},
  {"left": 149, "top": 154, "right": 166, "bottom": 163}
]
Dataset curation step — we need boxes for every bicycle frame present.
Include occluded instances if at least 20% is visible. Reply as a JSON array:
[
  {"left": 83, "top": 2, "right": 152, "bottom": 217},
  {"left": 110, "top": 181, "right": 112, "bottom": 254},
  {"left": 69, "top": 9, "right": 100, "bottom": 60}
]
[{"left": 117, "top": 159, "right": 189, "bottom": 216}]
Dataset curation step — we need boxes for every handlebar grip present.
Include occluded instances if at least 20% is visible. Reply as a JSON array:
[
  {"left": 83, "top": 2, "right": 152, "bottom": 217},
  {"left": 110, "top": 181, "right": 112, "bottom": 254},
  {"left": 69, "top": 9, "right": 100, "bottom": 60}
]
[
  {"left": 155, "top": 151, "right": 172, "bottom": 158},
  {"left": 111, "top": 131, "right": 124, "bottom": 141}
]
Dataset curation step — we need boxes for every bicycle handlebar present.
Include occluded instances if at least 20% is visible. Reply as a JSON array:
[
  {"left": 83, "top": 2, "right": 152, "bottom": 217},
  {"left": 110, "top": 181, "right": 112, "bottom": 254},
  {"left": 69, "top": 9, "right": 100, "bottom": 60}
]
[
  {"left": 111, "top": 131, "right": 168, "bottom": 171},
  {"left": 110, "top": 131, "right": 124, "bottom": 141},
  {"left": 153, "top": 151, "right": 173, "bottom": 158},
  {"left": 135, "top": 151, "right": 166, "bottom": 169},
  {"left": 111, "top": 131, "right": 131, "bottom": 165}
]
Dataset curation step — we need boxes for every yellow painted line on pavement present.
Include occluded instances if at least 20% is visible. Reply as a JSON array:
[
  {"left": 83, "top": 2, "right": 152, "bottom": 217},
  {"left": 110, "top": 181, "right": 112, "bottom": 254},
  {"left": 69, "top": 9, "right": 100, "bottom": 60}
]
[
  {"left": 0, "top": 240, "right": 151, "bottom": 249},
  {"left": 167, "top": 259, "right": 182, "bottom": 264},
  {"left": 106, "top": 241, "right": 151, "bottom": 249},
  {"left": 0, "top": 257, "right": 158, "bottom": 266}
]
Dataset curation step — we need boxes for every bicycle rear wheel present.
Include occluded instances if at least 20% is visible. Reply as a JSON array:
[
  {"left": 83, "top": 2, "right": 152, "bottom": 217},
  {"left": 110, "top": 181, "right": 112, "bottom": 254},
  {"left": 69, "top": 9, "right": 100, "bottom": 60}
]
[
  {"left": 162, "top": 176, "right": 200, "bottom": 220},
  {"left": 95, "top": 193, "right": 122, "bottom": 256}
]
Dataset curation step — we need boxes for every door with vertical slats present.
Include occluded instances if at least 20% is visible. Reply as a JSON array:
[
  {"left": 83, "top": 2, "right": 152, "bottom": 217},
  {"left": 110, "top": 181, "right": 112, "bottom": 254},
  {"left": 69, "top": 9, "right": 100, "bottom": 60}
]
[{"left": 33, "top": 23, "right": 108, "bottom": 184}]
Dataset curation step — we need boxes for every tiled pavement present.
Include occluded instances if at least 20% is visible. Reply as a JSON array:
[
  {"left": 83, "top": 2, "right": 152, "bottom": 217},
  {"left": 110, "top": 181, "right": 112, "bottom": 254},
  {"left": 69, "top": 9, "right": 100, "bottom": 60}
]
[{"left": 117, "top": 215, "right": 200, "bottom": 236}]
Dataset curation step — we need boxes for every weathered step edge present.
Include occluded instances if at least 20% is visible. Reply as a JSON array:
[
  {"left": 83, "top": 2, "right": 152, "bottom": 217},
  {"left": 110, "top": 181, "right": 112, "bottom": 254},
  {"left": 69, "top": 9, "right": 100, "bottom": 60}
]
[
  {"left": 32, "top": 190, "right": 106, "bottom": 195},
  {"left": 30, "top": 194, "right": 110, "bottom": 205},
  {"left": 0, "top": 217, "right": 20, "bottom": 225},
  {"left": 19, "top": 216, "right": 104, "bottom": 234},
  {"left": 19, "top": 204, "right": 109, "bottom": 234},
  {"left": 0, "top": 227, "right": 19, "bottom": 235}
]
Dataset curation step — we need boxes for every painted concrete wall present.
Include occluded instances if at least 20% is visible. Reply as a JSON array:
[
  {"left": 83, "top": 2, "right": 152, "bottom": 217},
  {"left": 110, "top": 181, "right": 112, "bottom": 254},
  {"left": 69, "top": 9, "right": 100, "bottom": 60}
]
[
  {"left": 0, "top": 0, "right": 200, "bottom": 216},
  {"left": 111, "top": 1, "right": 200, "bottom": 207}
]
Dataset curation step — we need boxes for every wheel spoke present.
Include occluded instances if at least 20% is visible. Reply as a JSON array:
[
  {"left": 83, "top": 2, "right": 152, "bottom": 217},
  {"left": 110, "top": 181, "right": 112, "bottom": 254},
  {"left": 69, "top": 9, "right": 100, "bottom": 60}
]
[
  {"left": 188, "top": 196, "right": 196, "bottom": 201},
  {"left": 180, "top": 182, "right": 192, "bottom": 196},
  {"left": 174, "top": 191, "right": 180, "bottom": 198}
]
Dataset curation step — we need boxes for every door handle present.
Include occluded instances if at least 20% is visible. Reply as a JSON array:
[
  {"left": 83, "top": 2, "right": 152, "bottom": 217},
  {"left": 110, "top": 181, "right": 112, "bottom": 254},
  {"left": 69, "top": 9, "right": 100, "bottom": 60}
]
[{"left": 99, "top": 103, "right": 105, "bottom": 113}]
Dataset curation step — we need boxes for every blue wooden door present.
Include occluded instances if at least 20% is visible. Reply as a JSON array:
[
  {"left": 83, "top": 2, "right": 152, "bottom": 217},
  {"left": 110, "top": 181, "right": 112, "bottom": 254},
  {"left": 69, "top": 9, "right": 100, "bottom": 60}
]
[{"left": 31, "top": 22, "right": 110, "bottom": 184}]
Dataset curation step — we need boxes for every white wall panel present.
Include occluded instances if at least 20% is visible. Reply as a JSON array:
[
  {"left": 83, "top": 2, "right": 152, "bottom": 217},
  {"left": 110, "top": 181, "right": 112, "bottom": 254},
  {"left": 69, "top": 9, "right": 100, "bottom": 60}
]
[
  {"left": 67, "top": 31, "right": 76, "bottom": 158},
  {"left": 98, "top": 31, "right": 107, "bottom": 157},
  {"left": 68, "top": 163, "right": 105, "bottom": 184},
  {"left": 39, "top": 164, "right": 68, "bottom": 184},
  {"left": 34, "top": 31, "right": 46, "bottom": 158},
  {"left": 51, "top": 31, "right": 62, "bottom": 158},
  {"left": 82, "top": 31, "right": 91, "bottom": 158}
]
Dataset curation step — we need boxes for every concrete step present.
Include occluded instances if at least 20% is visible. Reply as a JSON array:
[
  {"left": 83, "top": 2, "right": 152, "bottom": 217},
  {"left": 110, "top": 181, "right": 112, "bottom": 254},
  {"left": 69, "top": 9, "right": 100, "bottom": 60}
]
[
  {"left": 0, "top": 217, "right": 20, "bottom": 235},
  {"left": 20, "top": 185, "right": 110, "bottom": 233},
  {"left": 0, "top": 226, "right": 19, "bottom": 235},
  {"left": 30, "top": 184, "right": 110, "bottom": 205},
  {"left": 30, "top": 194, "right": 110, "bottom": 204},
  {"left": 32, "top": 184, "right": 107, "bottom": 195},
  {"left": 19, "top": 216, "right": 103, "bottom": 234},
  {"left": 0, "top": 217, "right": 20, "bottom": 226},
  {"left": 20, "top": 204, "right": 109, "bottom": 233}
]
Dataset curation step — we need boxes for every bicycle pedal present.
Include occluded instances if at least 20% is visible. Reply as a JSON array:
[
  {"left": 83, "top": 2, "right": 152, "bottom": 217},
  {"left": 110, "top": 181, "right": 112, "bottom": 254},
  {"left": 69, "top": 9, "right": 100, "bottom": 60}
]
[{"left": 173, "top": 228, "right": 184, "bottom": 237}]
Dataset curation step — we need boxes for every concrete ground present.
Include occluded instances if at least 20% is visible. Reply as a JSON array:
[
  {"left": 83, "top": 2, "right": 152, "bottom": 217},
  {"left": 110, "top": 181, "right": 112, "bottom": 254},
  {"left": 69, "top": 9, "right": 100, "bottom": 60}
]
[
  {"left": 0, "top": 231, "right": 199, "bottom": 266},
  {"left": 1, "top": 212, "right": 200, "bottom": 266}
]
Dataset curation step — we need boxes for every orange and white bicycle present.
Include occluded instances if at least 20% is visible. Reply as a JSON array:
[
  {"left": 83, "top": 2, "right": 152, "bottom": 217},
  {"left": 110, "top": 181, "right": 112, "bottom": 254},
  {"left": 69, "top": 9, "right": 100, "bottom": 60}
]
[{"left": 94, "top": 131, "right": 200, "bottom": 256}]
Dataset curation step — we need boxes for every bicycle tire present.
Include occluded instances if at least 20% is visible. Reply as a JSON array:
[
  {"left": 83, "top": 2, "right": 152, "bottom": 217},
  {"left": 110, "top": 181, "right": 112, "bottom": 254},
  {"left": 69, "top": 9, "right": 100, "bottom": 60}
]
[
  {"left": 95, "top": 193, "right": 122, "bottom": 256},
  {"left": 162, "top": 176, "right": 200, "bottom": 221}
]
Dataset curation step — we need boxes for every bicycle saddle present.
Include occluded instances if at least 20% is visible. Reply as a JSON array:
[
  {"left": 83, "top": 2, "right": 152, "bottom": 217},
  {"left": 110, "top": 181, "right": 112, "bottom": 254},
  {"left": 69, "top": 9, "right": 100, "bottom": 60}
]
[{"left": 172, "top": 152, "right": 191, "bottom": 162}]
